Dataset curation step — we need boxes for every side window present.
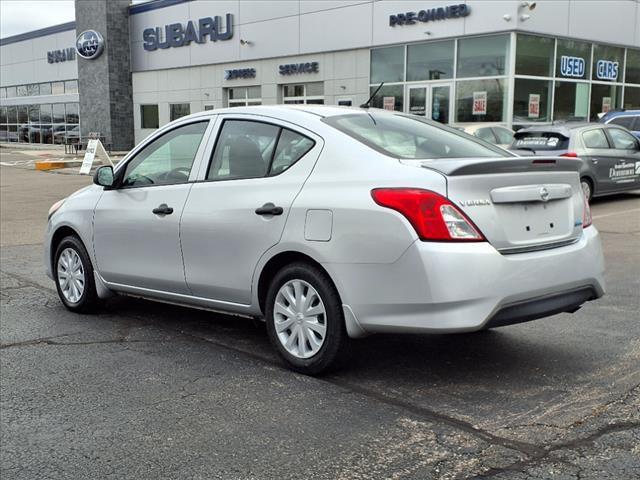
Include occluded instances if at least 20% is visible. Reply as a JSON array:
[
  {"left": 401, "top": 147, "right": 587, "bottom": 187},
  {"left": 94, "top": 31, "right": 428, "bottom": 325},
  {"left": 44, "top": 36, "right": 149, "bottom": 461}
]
[
  {"left": 208, "top": 120, "right": 279, "bottom": 180},
  {"left": 608, "top": 116, "right": 634, "bottom": 130},
  {"left": 582, "top": 129, "right": 609, "bottom": 149},
  {"left": 474, "top": 127, "right": 497, "bottom": 144},
  {"left": 123, "top": 121, "right": 208, "bottom": 187},
  {"left": 493, "top": 127, "right": 514, "bottom": 145},
  {"left": 269, "top": 129, "right": 315, "bottom": 175},
  {"left": 608, "top": 128, "right": 639, "bottom": 150}
]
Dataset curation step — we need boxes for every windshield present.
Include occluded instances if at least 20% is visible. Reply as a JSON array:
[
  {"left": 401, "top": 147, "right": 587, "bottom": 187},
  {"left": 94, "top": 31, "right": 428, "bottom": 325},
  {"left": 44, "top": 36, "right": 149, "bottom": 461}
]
[{"left": 322, "top": 113, "right": 511, "bottom": 159}]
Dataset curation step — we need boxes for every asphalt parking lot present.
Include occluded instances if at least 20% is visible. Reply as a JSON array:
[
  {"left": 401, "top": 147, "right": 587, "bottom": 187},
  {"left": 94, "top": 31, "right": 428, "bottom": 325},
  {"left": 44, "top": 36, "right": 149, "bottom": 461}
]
[{"left": 1, "top": 152, "right": 639, "bottom": 479}]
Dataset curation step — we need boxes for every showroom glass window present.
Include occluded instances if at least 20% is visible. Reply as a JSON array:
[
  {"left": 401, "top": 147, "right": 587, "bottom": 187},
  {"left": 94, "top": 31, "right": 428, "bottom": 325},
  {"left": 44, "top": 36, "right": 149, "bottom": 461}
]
[
  {"left": 455, "top": 79, "right": 507, "bottom": 123},
  {"left": 624, "top": 87, "right": 640, "bottom": 108},
  {"left": 140, "top": 105, "right": 159, "bottom": 129},
  {"left": 6, "top": 86, "right": 17, "bottom": 98},
  {"left": 626, "top": 49, "right": 640, "bottom": 84},
  {"left": 406, "top": 41, "right": 454, "bottom": 81},
  {"left": 370, "top": 46, "right": 404, "bottom": 84},
  {"left": 40, "top": 83, "right": 52, "bottom": 95},
  {"left": 513, "top": 79, "right": 552, "bottom": 123},
  {"left": 228, "top": 86, "right": 262, "bottom": 107},
  {"left": 457, "top": 35, "right": 510, "bottom": 78},
  {"left": 64, "top": 80, "right": 78, "bottom": 94},
  {"left": 592, "top": 44, "right": 624, "bottom": 82},
  {"left": 283, "top": 83, "right": 324, "bottom": 105},
  {"left": 170, "top": 103, "right": 190, "bottom": 121},
  {"left": 554, "top": 81, "right": 589, "bottom": 121},
  {"left": 556, "top": 39, "right": 591, "bottom": 80},
  {"left": 51, "top": 82, "right": 64, "bottom": 95},
  {"left": 369, "top": 84, "right": 404, "bottom": 112},
  {"left": 590, "top": 84, "right": 623, "bottom": 120},
  {"left": 516, "top": 34, "right": 554, "bottom": 77}
]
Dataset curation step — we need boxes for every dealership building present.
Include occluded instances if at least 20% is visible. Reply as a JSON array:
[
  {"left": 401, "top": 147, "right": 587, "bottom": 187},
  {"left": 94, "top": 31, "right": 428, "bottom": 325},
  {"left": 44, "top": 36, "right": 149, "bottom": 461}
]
[{"left": 1, "top": 0, "right": 639, "bottom": 150}]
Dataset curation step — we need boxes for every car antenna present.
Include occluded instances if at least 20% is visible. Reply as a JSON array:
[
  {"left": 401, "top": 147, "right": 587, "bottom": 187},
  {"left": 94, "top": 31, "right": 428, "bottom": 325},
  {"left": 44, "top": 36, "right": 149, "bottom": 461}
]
[{"left": 360, "top": 82, "right": 384, "bottom": 109}]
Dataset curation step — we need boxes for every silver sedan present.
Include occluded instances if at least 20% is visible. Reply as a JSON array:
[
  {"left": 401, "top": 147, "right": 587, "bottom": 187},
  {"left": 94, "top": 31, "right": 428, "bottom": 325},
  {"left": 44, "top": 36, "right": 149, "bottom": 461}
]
[{"left": 45, "top": 106, "right": 606, "bottom": 374}]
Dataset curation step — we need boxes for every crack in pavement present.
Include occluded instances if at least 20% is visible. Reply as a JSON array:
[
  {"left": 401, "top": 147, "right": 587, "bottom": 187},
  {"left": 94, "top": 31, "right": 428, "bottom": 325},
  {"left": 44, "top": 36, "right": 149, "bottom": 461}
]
[{"left": 472, "top": 421, "right": 640, "bottom": 479}]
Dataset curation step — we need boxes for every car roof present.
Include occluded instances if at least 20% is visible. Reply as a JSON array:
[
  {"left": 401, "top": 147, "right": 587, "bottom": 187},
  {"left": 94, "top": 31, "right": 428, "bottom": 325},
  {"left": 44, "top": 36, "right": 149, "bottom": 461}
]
[
  {"left": 515, "top": 122, "right": 628, "bottom": 137},
  {"left": 183, "top": 104, "right": 388, "bottom": 121}
]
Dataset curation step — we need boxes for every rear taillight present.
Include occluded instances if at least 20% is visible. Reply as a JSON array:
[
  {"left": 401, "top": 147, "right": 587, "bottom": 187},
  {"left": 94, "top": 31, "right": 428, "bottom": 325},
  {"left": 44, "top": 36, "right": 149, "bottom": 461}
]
[
  {"left": 560, "top": 152, "right": 579, "bottom": 157},
  {"left": 371, "top": 188, "right": 485, "bottom": 242},
  {"left": 582, "top": 191, "right": 592, "bottom": 228}
]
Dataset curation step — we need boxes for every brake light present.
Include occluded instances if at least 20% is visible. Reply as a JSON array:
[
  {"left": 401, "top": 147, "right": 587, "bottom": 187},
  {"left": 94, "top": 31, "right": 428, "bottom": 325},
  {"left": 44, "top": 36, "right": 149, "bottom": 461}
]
[
  {"left": 371, "top": 188, "right": 485, "bottom": 241},
  {"left": 560, "top": 152, "right": 579, "bottom": 157},
  {"left": 582, "top": 191, "right": 592, "bottom": 228}
]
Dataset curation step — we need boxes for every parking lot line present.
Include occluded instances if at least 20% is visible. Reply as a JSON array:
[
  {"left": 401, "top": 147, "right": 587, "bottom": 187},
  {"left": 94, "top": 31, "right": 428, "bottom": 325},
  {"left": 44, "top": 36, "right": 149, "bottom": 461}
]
[{"left": 592, "top": 208, "right": 640, "bottom": 220}]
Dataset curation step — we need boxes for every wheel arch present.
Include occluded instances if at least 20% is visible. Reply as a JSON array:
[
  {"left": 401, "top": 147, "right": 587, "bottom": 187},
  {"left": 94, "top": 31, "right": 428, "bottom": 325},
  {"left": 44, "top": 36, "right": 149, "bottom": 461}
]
[
  {"left": 255, "top": 249, "right": 368, "bottom": 339},
  {"left": 50, "top": 225, "right": 83, "bottom": 269}
]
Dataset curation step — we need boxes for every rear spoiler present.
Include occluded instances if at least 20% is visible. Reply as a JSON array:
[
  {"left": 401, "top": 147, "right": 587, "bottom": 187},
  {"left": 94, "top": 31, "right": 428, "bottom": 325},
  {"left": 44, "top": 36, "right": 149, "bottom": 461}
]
[{"left": 413, "top": 156, "right": 582, "bottom": 176}]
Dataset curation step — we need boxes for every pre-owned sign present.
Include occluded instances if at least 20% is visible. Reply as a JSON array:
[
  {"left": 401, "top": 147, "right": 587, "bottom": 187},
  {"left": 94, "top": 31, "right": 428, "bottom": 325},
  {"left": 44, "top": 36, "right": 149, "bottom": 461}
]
[
  {"left": 143, "top": 14, "right": 233, "bottom": 51},
  {"left": 389, "top": 4, "right": 470, "bottom": 27}
]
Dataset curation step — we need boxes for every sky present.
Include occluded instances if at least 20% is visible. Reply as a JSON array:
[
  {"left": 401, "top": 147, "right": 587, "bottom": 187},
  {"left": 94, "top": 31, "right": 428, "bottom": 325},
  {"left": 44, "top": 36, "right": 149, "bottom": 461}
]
[{"left": 0, "top": 0, "right": 147, "bottom": 39}]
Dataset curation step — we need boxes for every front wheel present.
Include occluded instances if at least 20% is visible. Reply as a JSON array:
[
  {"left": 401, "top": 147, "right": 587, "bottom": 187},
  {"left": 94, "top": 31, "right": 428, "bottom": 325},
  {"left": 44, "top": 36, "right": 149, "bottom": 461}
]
[
  {"left": 265, "top": 263, "right": 349, "bottom": 375},
  {"left": 54, "top": 236, "right": 99, "bottom": 313}
]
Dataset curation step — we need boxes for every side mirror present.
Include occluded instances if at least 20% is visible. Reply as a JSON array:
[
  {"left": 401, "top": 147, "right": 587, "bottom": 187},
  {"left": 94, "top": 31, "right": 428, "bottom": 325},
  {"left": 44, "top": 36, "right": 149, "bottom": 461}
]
[{"left": 94, "top": 166, "right": 115, "bottom": 188}]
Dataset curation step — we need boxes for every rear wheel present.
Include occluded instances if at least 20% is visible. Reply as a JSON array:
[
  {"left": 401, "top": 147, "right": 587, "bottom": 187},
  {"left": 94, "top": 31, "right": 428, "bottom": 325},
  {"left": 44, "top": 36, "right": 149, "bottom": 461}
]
[
  {"left": 54, "top": 236, "right": 99, "bottom": 313},
  {"left": 265, "top": 263, "right": 349, "bottom": 375},
  {"left": 581, "top": 177, "right": 593, "bottom": 202}
]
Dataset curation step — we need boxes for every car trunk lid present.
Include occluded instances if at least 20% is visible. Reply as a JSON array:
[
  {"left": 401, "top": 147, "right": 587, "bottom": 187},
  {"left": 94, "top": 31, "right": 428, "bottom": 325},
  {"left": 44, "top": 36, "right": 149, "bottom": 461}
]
[{"left": 411, "top": 156, "right": 585, "bottom": 253}]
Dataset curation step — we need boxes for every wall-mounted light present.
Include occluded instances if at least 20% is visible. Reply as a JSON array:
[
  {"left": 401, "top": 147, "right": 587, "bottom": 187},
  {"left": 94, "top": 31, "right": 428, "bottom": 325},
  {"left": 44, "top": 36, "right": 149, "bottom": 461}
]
[
  {"left": 520, "top": 1, "right": 536, "bottom": 10},
  {"left": 424, "top": 31, "right": 431, "bottom": 36},
  {"left": 520, "top": 14, "right": 531, "bottom": 21},
  {"left": 503, "top": 14, "right": 512, "bottom": 21},
  {"left": 240, "top": 39, "right": 253, "bottom": 46}
]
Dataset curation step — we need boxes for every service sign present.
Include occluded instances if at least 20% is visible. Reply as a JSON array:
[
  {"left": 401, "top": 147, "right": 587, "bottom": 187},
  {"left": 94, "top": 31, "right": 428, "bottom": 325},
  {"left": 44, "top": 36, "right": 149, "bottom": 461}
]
[
  {"left": 472, "top": 91, "right": 487, "bottom": 115},
  {"left": 279, "top": 62, "right": 319, "bottom": 75},
  {"left": 528, "top": 94, "right": 540, "bottom": 119}
]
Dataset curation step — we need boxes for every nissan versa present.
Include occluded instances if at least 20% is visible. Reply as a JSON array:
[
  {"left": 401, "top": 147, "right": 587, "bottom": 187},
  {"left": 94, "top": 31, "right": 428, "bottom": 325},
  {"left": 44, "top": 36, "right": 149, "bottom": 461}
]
[{"left": 45, "top": 106, "right": 605, "bottom": 374}]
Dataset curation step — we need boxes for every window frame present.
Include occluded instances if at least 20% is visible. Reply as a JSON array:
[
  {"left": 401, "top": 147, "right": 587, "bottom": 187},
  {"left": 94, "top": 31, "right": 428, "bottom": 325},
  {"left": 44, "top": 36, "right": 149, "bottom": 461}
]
[
  {"left": 140, "top": 104, "right": 160, "bottom": 129},
  {"left": 169, "top": 103, "right": 191, "bottom": 122},
  {"left": 282, "top": 83, "right": 324, "bottom": 105},
  {"left": 116, "top": 119, "right": 211, "bottom": 190},
  {"left": 204, "top": 117, "right": 317, "bottom": 183}
]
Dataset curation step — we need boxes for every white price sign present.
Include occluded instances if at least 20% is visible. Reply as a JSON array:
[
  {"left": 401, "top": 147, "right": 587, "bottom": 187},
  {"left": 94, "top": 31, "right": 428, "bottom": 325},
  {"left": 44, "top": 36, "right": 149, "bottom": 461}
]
[
  {"left": 79, "top": 139, "right": 112, "bottom": 175},
  {"left": 528, "top": 94, "right": 540, "bottom": 118}
]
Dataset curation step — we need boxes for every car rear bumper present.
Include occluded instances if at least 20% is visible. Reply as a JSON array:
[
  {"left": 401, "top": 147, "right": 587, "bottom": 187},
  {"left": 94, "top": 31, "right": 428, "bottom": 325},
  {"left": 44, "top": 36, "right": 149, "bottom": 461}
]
[{"left": 327, "top": 226, "right": 605, "bottom": 335}]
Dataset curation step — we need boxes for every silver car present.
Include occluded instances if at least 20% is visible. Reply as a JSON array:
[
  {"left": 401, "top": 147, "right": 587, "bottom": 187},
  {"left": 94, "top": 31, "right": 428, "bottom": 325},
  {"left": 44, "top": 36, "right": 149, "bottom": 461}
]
[{"left": 45, "top": 106, "right": 605, "bottom": 374}]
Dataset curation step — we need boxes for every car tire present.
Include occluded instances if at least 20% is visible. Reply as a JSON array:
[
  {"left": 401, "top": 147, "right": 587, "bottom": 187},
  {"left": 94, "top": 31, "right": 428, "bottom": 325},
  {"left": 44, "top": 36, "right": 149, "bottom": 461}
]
[
  {"left": 54, "top": 235, "right": 99, "bottom": 313},
  {"left": 265, "top": 262, "right": 349, "bottom": 375},
  {"left": 581, "top": 177, "right": 593, "bottom": 202}
]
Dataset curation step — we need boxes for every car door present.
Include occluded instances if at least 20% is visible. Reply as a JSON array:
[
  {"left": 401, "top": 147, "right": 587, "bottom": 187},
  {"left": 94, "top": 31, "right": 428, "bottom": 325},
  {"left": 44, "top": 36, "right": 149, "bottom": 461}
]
[
  {"left": 604, "top": 127, "right": 640, "bottom": 191},
  {"left": 180, "top": 116, "right": 322, "bottom": 305},
  {"left": 580, "top": 127, "right": 617, "bottom": 194},
  {"left": 93, "top": 120, "right": 211, "bottom": 293}
]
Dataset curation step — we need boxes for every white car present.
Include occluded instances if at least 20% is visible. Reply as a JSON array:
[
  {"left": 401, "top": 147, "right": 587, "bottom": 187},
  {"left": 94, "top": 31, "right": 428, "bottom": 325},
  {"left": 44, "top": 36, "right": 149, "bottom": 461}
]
[
  {"left": 45, "top": 106, "right": 605, "bottom": 374},
  {"left": 456, "top": 123, "right": 515, "bottom": 149}
]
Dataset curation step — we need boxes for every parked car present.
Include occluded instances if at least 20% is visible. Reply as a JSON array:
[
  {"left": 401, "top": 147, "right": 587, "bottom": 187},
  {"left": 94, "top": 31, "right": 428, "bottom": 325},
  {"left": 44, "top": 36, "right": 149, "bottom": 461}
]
[
  {"left": 510, "top": 123, "right": 640, "bottom": 200},
  {"left": 598, "top": 110, "right": 640, "bottom": 139},
  {"left": 455, "top": 123, "right": 514, "bottom": 149},
  {"left": 45, "top": 106, "right": 605, "bottom": 374}
]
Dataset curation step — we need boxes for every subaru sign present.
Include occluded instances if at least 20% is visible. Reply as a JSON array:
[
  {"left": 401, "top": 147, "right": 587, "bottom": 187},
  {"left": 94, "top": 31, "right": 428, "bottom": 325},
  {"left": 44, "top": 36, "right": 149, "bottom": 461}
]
[
  {"left": 560, "top": 55, "right": 585, "bottom": 78},
  {"left": 143, "top": 15, "right": 233, "bottom": 51},
  {"left": 596, "top": 60, "right": 619, "bottom": 81},
  {"left": 75, "top": 30, "right": 105, "bottom": 60}
]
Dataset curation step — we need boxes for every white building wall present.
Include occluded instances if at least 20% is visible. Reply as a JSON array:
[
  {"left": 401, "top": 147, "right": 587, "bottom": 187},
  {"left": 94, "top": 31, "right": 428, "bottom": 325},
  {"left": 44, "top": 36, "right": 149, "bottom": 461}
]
[{"left": 0, "top": 29, "right": 77, "bottom": 87}]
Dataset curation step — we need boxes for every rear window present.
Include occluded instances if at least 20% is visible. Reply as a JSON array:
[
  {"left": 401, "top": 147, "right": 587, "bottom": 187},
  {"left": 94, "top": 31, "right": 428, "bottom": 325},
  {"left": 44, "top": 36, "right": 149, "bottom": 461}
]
[
  {"left": 512, "top": 132, "right": 569, "bottom": 151},
  {"left": 322, "top": 113, "right": 510, "bottom": 159}
]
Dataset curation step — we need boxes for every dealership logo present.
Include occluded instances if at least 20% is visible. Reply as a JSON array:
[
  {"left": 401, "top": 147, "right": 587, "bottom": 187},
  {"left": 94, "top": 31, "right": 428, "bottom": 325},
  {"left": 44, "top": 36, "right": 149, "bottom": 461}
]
[
  {"left": 143, "top": 15, "right": 233, "bottom": 51},
  {"left": 596, "top": 60, "right": 619, "bottom": 81},
  {"left": 559, "top": 56, "right": 585, "bottom": 78},
  {"left": 389, "top": 4, "right": 470, "bottom": 27},
  {"left": 75, "top": 30, "right": 104, "bottom": 59}
]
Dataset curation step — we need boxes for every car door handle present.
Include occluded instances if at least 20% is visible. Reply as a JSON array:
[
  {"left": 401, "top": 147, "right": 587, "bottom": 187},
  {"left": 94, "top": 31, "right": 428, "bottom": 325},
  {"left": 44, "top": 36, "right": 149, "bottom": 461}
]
[
  {"left": 255, "top": 203, "right": 283, "bottom": 216},
  {"left": 152, "top": 203, "right": 174, "bottom": 215},
  {"left": 591, "top": 159, "right": 598, "bottom": 165}
]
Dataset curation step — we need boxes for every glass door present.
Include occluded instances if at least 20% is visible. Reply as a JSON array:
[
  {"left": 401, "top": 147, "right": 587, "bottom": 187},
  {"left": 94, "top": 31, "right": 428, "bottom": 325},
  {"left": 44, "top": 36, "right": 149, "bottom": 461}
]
[{"left": 406, "top": 83, "right": 452, "bottom": 124}]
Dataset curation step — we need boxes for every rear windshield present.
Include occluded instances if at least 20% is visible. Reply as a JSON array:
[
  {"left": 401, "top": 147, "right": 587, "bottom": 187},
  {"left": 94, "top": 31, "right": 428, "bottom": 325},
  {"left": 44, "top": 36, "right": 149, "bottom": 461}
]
[
  {"left": 322, "top": 113, "right": 511, "bottom": 159},
  {"left": 512, "top": 132, "right": 569, "bottom": 151}
]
